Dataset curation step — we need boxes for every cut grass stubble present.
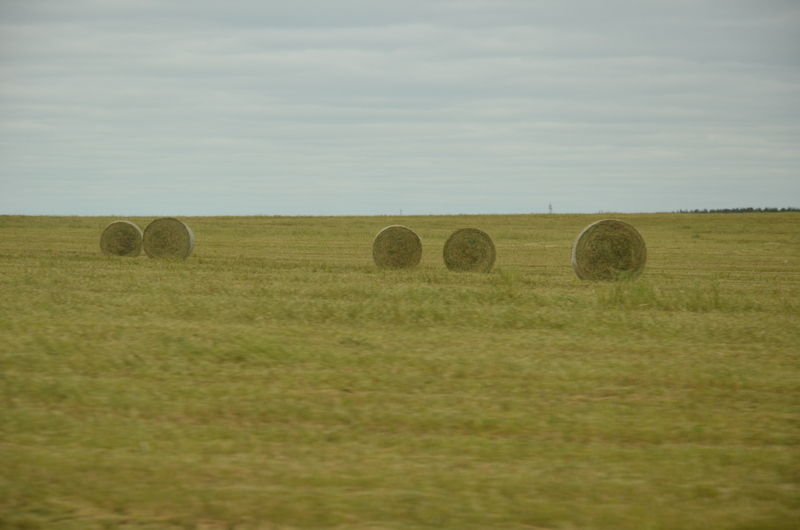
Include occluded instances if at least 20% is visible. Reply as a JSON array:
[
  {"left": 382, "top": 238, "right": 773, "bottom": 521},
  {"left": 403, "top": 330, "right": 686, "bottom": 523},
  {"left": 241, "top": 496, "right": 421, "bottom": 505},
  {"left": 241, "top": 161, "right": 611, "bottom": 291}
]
[{"left": 2, "top": 213, "right": 798, "bottom": 530}]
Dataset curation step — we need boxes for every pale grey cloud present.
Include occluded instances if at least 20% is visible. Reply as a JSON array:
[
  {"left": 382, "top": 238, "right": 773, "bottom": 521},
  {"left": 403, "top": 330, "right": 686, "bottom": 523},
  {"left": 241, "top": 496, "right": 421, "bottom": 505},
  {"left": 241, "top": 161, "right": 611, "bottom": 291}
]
[{"left": 1, "top": 0, "right": 798, "bottom": 215}]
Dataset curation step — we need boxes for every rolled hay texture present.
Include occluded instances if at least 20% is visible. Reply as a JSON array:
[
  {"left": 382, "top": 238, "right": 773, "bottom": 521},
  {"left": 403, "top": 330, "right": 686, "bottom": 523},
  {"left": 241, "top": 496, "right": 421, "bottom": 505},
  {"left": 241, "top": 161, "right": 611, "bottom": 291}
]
[
  {"left": 372, "top": 225, "right": 422, "bottom": 269},
  {"left": 443, "top": 228, "right": 496, "bottom": 273},
  {"left": 100, "top": 220, "right": 143, "bottom": 257},
  {"left": 143, "top": 217, "right": 195, "bottom": 260},
  {"left": 571, "top": 219, "right": 646, "bottom": 281}
]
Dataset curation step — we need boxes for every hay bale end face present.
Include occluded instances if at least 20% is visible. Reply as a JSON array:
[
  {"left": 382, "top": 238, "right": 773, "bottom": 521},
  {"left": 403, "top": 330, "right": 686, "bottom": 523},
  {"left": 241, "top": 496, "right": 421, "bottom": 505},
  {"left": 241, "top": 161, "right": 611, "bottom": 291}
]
[
  {"left": 443, "top": 227, "right": 496, "bottom": 273},
  {"left": 100, "top": 220, "right": 143, "bottom": 257},
  {"left": 571, "top": 219, "right": 646, "bottom": 281},
  {"left": 372, "top": 225, "right": 422, "bottom": 269},
  {"left": 143, "top": 218, "right": 195, "bottom": 260}
]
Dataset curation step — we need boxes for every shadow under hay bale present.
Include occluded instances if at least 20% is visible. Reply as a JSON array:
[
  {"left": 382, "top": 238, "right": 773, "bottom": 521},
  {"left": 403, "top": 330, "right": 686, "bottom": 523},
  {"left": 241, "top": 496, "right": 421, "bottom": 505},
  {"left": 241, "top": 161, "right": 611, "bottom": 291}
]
[
  {"left": 372, "top": 225, "right": 422, "bottom": 269},
  {"left": 143, "top": 218, "right": 195, "bottom": 260},
  {"left": 571, "top": 219, "right": 646, "bottom": 281},
  {"left": 443, "top": 228, "right": 496, "bottom": 273},
  {"left": 100, "top": 220, "right": 143, "bottom": 257}
]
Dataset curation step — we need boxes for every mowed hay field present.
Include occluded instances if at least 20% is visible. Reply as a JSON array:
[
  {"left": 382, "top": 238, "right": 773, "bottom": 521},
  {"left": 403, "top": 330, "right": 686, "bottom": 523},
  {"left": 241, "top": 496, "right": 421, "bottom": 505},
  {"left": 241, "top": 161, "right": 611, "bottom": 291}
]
[{"left": 1, "top": 213, "right": 798, "bottom": 530}]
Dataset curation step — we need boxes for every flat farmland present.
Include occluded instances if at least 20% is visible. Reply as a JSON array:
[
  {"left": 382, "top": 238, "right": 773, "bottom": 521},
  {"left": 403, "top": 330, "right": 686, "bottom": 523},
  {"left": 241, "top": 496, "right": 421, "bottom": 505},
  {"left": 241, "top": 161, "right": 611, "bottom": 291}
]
[{"left": 0, "top": 213, "right": 798, "bottom": 529}]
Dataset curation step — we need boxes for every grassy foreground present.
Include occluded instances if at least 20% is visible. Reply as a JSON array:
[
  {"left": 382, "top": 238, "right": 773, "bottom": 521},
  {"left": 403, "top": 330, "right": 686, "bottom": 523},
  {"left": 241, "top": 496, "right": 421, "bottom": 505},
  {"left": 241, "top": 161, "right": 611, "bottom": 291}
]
[{"left": 0, "top": 213, "right": 798, "bottom": 530}]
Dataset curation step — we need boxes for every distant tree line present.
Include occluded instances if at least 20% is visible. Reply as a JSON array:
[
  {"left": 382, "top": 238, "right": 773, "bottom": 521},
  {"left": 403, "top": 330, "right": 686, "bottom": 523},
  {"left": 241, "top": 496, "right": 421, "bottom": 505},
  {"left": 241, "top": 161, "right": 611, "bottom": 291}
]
[{"left": 676, "top": 207, "right": 799, "bottom": 214}]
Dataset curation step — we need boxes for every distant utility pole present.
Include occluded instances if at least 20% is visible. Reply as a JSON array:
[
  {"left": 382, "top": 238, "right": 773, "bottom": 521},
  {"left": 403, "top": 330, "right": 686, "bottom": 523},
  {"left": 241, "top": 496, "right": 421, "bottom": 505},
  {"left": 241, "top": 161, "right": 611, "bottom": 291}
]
[{"left": 548, "top": 203, "right": 553, "bottom": 214}]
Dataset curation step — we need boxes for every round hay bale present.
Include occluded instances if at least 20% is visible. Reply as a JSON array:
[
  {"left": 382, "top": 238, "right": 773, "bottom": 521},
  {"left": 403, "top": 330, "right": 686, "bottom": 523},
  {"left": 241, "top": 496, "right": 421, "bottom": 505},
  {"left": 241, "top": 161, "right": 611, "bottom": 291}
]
[
  {"left": 143, "top": 217, "right": 195, "bottom": 260},
  {"left": 99, "top": 220, "right": 143, "bottom": 257},
  {"left": 372, "top": 225, "right": 422, "bottom": 269},
  {"left": 443, "top": 228, "right": 496, "bottom": 273},
  {"left": 571, "top": 219, "right": 646, "bottom": 281}
]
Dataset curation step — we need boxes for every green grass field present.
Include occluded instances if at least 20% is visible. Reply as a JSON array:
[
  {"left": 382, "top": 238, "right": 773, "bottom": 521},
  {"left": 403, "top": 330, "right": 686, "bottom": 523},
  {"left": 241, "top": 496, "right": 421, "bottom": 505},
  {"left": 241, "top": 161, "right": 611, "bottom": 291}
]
[{"left": 1, "top": 213, "right": 798, "bottom": 529}]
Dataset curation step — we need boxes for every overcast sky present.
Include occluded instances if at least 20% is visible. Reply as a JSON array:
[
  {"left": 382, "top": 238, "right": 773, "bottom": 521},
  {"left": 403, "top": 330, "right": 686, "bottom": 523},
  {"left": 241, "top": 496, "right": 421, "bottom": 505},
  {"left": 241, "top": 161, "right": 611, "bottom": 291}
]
[{"left": 1, "top": 0, "right": 798, "bottom": 216}]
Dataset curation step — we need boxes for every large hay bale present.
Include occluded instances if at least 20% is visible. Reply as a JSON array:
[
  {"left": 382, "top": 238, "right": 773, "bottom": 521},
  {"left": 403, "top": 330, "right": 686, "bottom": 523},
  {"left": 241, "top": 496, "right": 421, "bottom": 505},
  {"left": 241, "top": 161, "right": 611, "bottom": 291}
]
[
  {"left": 571, "top": 219, "right": 646, "bottom": 281},
  {"left": 372, "top": 225, "right": 422, "bottom": 269},
  {"left": 100, "top": 220, "right": 143, "bottom": 257},
  {"left": 443, "top": 227, "right": 496, "bottom": 273},
  {"left": 143, "top": 217, "right": 195, "bottom": 260}
]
